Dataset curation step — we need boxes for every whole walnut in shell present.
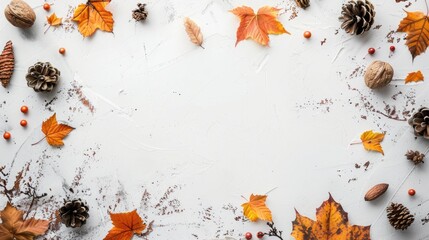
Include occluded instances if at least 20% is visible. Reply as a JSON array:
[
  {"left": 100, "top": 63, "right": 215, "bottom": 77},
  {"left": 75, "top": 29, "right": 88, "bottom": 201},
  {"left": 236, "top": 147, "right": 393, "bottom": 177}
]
[
  {"left": 364, "top": 61, "right": 394, "bottom": 89},
  {"left": 4, "top": 0, "right": 36, "bottom": 28}
]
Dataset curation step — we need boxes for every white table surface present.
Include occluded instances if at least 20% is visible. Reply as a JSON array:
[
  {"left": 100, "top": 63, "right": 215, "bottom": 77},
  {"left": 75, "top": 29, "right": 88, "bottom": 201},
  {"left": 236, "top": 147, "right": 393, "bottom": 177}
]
[{"left": 1, "top": 0, "right": 429, "bottom": 239}]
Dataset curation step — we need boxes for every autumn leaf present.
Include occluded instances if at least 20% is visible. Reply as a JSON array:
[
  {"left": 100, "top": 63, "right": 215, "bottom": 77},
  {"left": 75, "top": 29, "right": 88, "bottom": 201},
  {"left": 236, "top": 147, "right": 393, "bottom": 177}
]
[
  {"left": 291, "top": 194, "right": 371, "bottom": 240},
  {"left": 0, "top": 202, "right": 50, "bottom": 240},
  {"left": 358, "top": 130, "right": 385, "bottom": 155},
  {"left": 184, "top": 17, "right": 204, "bottom": 48},
  {"left": 405, "top": 70, "right": 424, "bottom": 84},
  {"left": 230, "top": 6, "right": 289, "bottom": 46},
  {"left": 397, "top": 11, "right": 429, "bottom": 60},
  {"left": 241, "top": 194, "right": 272, "bottom": 222},
  {"left": 104, "top": 210, "right": 146, "bottom": 240},
  {"left": 47, "top": 13, "right": 62, "bottom": 26},
  {"left": 72, "top": 0, "right": 114, "bottom": 37},
  {"left": 33, "top": 113, "right": 74, "bottom": 147}
]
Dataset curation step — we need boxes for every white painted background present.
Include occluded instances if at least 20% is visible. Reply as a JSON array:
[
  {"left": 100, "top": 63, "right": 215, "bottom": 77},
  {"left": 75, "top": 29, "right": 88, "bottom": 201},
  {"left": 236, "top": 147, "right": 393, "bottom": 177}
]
[{"left": 1, "top": 0, "right": 429, "bottom": 239}]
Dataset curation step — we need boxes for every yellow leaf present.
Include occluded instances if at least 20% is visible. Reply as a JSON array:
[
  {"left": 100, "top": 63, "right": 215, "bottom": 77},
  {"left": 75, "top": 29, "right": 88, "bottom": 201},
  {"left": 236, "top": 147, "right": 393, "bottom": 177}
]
[
  {"left": 397, "top": 11, "right": 429, "bottom": 60},
  {"left": 72, "top": 0, "right": 114, "bottom": 37},
  {"left": 292, "top": 194, "right": 371, "bottom": 240},
  {"left": 230, "top": 6, "right": 289, "bottom": 46},
  {"left": 405, "top": 70, "right": 424, "bottom": 84},
  {"left": 241, "top": 194, "right": 272, "bottom": 222},
  {"left": 34, "top": 113, "right": 74, "bottom": 147},
  {"left": 47, "top": 13, "right": 62, "bottom": 26},
  {"left": 184, "top": 17, "right": 203, "bottom": 48},
  {"left": 359, "top": 130, "right": 385, "bottom": 155}
]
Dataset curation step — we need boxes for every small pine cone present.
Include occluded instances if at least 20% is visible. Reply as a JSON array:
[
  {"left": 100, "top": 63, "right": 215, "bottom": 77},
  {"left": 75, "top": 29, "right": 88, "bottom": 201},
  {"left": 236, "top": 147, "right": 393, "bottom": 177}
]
[
  {"left": 59, "top": 199, "right": 89, "bottom": 228},
  {"left": 339, "top": 0, "right": 375, "bottom": 35},
  {"left": 0, "top": 41, "right": 14, "bottom": 88},
  {"left": 405, "top": 150, "right": 425, "bottom": 165},
  {"left": 26, "top": 62, "right": 60, "bottom": 92},
  {"left": 132, "top": 3, "right": 148, "bottom": 21},
  {"left": 295, "top": 0, "right": 310, "bottom": 9},
  {"left": 387, "top": 202, "right": 414, "bottom": 230},
  {"left": 409, "top": 107, "right": 429, "bottom": 139}
]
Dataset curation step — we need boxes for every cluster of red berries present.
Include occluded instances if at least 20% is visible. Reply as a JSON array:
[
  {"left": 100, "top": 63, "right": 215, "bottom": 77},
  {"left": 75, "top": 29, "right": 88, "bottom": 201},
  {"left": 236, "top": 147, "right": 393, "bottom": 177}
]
[
  {"left": 367, "top": 46, "right": 396, "bottom": 55},
  {"left": 3, "top": 106, "right": 29, "bottom": 140},
  {"left": 245, "top": 232, "right": 265, "bottom": 239}
]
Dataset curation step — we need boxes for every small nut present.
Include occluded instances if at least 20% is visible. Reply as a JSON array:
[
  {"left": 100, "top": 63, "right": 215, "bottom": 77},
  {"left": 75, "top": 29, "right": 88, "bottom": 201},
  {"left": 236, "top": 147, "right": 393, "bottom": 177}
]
[
  {"left": 4, "top": 0, "right": 36, "bottom": 28},
  {"left": 364, "top": 61, "right": 394, "bottom": 89},
  {"left": 364, "top": 183, "right": 389, "bottom": 201}
]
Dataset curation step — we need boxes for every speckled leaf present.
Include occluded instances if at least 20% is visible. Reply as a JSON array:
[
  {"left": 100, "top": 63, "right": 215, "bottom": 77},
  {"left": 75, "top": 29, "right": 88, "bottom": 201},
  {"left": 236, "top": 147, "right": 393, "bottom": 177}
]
[
  {"left": 360, "top": 130, "right": 385, "bottom": 155},
  {"left": 397, "top": 11, "right": 429, "bottom": 60}
]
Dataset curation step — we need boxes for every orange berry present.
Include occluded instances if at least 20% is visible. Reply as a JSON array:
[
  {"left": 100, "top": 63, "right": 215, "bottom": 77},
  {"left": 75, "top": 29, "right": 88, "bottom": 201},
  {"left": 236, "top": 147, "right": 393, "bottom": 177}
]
[
  {"left": 43, "top": 3, "right": 50, "bottom": 11},
  {"left": 59, "top": 48, "right": 66, "bottom": 55},
  {"left": 408, "top": 189, "right": 416, "bottom": 196},
  {"left": 303, "top": 31, "right": 312, "bottom": 39},
  {"left": 3, "top": 132, "right": 11, "bottom": 140},
  {"left": 20, "top": 105, "right": 28, "bottom": 114},
  {"left": 20, "top": 120, "right": 27, "bottom": 127}
]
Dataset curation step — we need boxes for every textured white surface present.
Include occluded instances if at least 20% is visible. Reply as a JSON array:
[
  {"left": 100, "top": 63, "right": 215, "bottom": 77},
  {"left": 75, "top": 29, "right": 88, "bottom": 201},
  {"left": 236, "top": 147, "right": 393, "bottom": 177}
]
[{"left": 1, "top": 0, "right": 429, "bottom": 239}]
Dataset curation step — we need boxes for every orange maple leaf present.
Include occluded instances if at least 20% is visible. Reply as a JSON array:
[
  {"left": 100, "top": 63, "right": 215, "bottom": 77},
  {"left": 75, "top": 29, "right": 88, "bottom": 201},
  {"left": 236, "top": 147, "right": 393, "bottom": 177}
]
[
  {"left": 0, "top": 202, "right": 50, "bottom": 240},
  {"left": 241, "top": 194, "right": 272, "bottom": 222},
  {"left": 47, "top": 13, "right": 62, "bottom": 26},
  {"left": 405, "top": 70, "right": 424, "bottom": 84},
  {"left": 397, "top": 11, "right": 429, "bottom": 60},
  {"left": 33, "top": 113, "right": 74, "bottom": 147},
  {"left": 230, "top": 6, "right": 289, "bottom": 46},
  {"left": 291, "top": 194, "right": 371, "bottom": 240},
  {"left": 104, "top": 210, "right": 146, "bottom": 240},
  {"left": 72, "top": 0, "right": 114, "bottom": 37},
  {"left": 352, "top": 130, "right": 385, "bottom": 155}
]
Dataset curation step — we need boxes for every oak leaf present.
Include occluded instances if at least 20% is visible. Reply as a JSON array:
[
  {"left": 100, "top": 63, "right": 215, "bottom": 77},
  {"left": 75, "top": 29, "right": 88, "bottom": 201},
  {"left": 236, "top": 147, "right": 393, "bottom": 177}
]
[
  {"left": 230, "top": 6, "right": 289, "bottom": 46},
  {"left": 0, "top": 202, "right": 50, "bottom": 240},
  {"left": 47, "top": 13, "right": 62, "bottom": 26},
  {"left": 184, "top": 17, "right": 204, "bottom": 48},
  {"left": 359, "top": 130, "right": 385, "bottom": 155},
  {"left": 405, "top": 70, "right": 424, "bottom": 83},
  {"left": 291, "top": 194, "right": 371, "bottom": 240},
  {"left": 397, "top": 11, "right": 429, "bottom": 60},
  {"left": 33, "top": 113, "right": 74, "bottom": 147},
  {"left": 104, "top": 210, "right": 146, "bottom": 240},
  {"left": 241, "top": 194, "right": 272, "bottom": 222},
  {"left": 72, "top": 0, "right": 114, "bottom": 37}
]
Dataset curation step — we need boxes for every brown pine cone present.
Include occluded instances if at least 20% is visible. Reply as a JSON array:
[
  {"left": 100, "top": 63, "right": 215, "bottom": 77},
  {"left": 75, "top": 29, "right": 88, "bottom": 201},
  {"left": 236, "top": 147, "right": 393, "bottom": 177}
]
[
  {"left": 387, "top": 202, "right": 414, "bottom": 230},
  {"left": 59, "top": 199, "right": 89, "bottom": 228},
  {"left": 132, "top": 3, "right": 148, "bottom": 21},
  {"left": 405, "top": 150, "right": 425, "bottom": 165},
  {"left": 26, "top": 62, "right": 60, "bottom": 92},
  {"left": 0, "top": 41, "right": 14, "bottom": 88},
  {"left": 339, "top": 0, "right": 375, "bottom": 35},
  {"left": 296, "top": 0, "right": 310, "bottom": 9},
  {"left": 409, "top": 107, "right": 429, "bottom": 139}
]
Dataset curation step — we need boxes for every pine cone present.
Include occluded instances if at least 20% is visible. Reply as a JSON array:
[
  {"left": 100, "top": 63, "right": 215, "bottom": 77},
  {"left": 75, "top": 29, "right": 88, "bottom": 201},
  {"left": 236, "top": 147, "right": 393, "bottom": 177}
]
[
  {"left": 387, "top": 203, "right": 414, "bottom": 230},
  {"left": 0, "top": 41, "right": 14, "bottom": 88},
  {"left": 405, "top": 150, "right": 425, "bottom": 165},
  {"left": 295, "top": 0, "right": 310, "bottom": 9},
  {"left": 132, "top": 3, "right": 148, "bottom": 21},
  {"left": 59, "top": 199, "right": 89, "bottom": 228},
  {"left": 26, "top": 62, "right": 60, "bottom": 92},
  {"left": 339, "top": 0, "right": 375, "bottom": 35},
  {"left": 409, "top": 107, "right": 429, "bottom": 139}
]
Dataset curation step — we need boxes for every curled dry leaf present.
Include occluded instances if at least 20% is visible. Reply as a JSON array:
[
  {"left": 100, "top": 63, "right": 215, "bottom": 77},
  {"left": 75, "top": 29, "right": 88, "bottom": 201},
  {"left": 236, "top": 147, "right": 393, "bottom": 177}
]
[
  {"left": 405, "top": 70, "right": 424, "bottom": 84},
  {"left": 47, "top": 13, "right": 62, "bottom": 26},
  {"left": 352, "top": 130, "right": 385, "bottom": 155},
  {"left": 241, "top": 194, "right": 272, "bottom": 222},
  {"left": 72, "top": 0, "right": 114, "bottom": 37},
  {"left": 230, "top": 6, "right": 289, "bottom": 46},
  {"left": 104, "top": 210, "right": 146, "bottom": 240},
  {"left": 397, "top": 11, "right": 429, "bottom": 60},
  {"left": 0, "top": 202, "right": 50, "bottom": 240},
  {"left": 184, "top": 17, "right": 204, "bottom": 48},
  {"left": 292, "top": 194, "right": 371, "bottom": 240},
  {"left": 33, "top": 113, "right": 74, "bottom": 147}
]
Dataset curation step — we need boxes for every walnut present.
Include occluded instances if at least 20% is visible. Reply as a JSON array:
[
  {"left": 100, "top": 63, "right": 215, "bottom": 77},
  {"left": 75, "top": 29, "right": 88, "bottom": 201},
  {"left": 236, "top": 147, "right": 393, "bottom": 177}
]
[
  {"left": 364, "top": 61, "right": 394, "bottom": 89},
  {"left": 4, "top": 0, "right": 36, "bottom": 28}
]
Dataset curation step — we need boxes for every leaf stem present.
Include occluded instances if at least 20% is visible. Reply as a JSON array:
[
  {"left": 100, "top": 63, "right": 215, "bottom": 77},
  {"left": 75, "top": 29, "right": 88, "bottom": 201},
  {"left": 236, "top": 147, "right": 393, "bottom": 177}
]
[
  {"left": 199, "top": 44, "right": 205, "bottom": 49},
  {"left": 349, "top": 142, "right": 362, "bottom": 145},
  {"left": 31, "top": 137, "right": 46, "bottom": 146}
]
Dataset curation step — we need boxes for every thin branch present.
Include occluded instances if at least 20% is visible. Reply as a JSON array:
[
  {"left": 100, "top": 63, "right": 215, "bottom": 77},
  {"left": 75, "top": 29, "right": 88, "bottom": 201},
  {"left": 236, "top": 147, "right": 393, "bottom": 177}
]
[
  {"left": 264, "top": 221, "right": 284, "bottom": 240},
  {"left": 21, "top": 183, "right": 47, "bottom": 220}
]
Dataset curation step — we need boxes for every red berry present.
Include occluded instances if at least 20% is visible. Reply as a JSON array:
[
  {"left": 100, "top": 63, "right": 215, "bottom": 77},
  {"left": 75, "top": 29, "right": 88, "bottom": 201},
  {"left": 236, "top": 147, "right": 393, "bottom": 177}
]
[
  {"left": 59, "top": 48, "right": 66, "bottom": 55},
  {"left": 43, "top": 3, "right": 50, "bottom": 11},
  {"left": 303, "top": 31, "right": 312, "bottom": 39},
  {"left": 390, "top": 45, "right": 396, "bottom": 52},
  {"left": 408, "top": 189, "right": 416, "bottom": 196},
  {"left": 3, "top": 132, "right": 11, "bottom": 140},
  {"left": 20, "top": 120, "right": 27, "bottom": 127},
  {"left": 20, "top": 105, "right": 28, "bottom": 114},
  {"left": 368, "top": 48, "right": 375, "bottom": 55},
  {"left": 245, "top": 232, "right": 252, "bottom": 240},
  {"left": 257, "top": 231, "right": 264, "bottom": 238}
]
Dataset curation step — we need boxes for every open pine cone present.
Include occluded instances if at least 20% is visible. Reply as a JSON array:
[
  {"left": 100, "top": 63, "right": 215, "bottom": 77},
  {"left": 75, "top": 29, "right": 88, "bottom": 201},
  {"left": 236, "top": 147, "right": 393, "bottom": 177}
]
[
  {"left": 339, "top": 0, "right": 375, "bottom": 35},
  {"left": 26, "top": 62, "right": 60, "bottom": 92},
  {"left": 132, "top": 3, "right": 148, "bottom": 21},
  {"left": 387, "top": 203, "right": 414, "bottom": 230},
  {"left": 296, "top": 0, "right": 310, "bottom": 9},
  {"left": 409, "top": 107, "right": 429, "bottom": 139},
  {"left": 59, "top": 199, "right": 89, "bottom": 228},
  {"left": 405, "top": 150, "right": 425, "bottom": 165}
]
